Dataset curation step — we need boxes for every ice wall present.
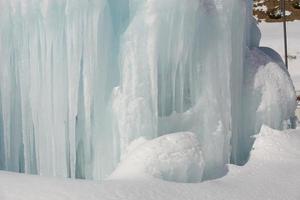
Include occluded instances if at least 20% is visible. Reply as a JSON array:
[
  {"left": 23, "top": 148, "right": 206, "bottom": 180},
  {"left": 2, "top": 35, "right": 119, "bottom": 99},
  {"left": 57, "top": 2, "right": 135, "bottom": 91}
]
[
  {"left": 0, "top": 0, "right": 121, "bottom": 179},
  {"left": 0, "top": 0, "right": 296, "bottom": 181}
]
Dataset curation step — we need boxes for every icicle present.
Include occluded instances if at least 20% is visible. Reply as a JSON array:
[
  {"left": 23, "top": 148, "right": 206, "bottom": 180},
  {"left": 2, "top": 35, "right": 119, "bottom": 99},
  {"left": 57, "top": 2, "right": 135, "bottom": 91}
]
[{"left": 0, "top": 0, "right": 295, "bottom": 181}]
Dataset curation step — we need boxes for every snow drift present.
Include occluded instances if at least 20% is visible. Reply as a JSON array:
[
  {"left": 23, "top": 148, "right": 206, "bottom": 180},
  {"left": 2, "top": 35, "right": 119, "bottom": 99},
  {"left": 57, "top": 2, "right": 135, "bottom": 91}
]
[
  {"left": 0, "top": 0, "right": 296, "bottom": 182},
  {"left": 1, "top": 126, "right": 300, "bottom": 200}
]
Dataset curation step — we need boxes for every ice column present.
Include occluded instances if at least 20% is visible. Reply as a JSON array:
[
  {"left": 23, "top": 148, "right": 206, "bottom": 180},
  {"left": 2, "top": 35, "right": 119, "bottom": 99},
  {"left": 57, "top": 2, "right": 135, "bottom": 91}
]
[{"left": 114, "top": 0, "right": 248, "bottom": 179}]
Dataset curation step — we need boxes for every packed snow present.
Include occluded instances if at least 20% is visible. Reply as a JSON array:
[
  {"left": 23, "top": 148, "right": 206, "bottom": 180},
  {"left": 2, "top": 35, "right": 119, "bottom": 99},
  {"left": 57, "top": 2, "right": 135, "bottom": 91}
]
[
  {"left": 110, "top": 132, "right": 205, "bottom": 182},
  {"left": 1, "top": 126, "right": 300, "bottom": 200}
]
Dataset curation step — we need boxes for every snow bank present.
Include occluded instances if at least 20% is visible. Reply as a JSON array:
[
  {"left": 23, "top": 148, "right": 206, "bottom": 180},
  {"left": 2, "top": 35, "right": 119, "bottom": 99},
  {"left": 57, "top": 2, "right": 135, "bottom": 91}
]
[
  {"left": 110, "top": 132, "right": 205, "bottom": 183},
  {"left": 1, "top": 126, "right": 300, "bottom": 200}
]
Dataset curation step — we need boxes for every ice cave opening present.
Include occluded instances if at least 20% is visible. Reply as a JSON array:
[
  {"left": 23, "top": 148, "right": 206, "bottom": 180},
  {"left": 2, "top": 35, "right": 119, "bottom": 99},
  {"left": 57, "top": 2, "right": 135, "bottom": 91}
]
[{"left": 0, "top": 0, "right": 296, "bottom": 183}]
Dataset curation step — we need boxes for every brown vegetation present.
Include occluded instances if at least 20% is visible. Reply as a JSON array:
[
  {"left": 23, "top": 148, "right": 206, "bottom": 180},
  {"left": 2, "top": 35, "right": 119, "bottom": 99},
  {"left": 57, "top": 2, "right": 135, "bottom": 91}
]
[{"left": 254, "top": 0, "right": 300, "bottom": 22}]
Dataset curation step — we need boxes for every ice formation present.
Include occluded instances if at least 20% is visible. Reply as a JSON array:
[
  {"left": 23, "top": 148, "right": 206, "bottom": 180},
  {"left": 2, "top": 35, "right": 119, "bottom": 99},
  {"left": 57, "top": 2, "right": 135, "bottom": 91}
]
[
  {"left": 0, "top": 0, "right": 296, "bottom": 182},
  {"left": 110, "top": 132, "right": 205, "bottom": 182},
  {"left": 234, "top": 48, "right": 297, "bottom": 164}
]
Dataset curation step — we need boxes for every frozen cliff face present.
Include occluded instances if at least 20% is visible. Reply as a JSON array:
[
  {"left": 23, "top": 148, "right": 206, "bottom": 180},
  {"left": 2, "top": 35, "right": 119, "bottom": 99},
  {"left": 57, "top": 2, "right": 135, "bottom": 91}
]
[{"left": 0, "top": 0, "right": 296, "bottom": 182}]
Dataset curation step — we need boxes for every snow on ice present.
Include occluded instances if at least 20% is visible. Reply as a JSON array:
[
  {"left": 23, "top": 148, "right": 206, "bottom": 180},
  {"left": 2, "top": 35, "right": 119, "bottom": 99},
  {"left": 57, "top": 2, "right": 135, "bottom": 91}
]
[{"left": 110, "top": 132, "right": 205, "bottom": 183}]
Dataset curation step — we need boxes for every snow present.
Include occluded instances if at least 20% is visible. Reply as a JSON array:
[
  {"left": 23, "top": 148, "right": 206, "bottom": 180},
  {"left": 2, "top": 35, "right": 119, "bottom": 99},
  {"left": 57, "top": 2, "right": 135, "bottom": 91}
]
[
  {"left": 254, "top": 0, "right": 265, "bottom": 6},
  {"left": 285, "top": 11, "right": 292, "bottom": 17},
  {"left": 254, "top": 5, "right": 267, "bottom": 12},
  {"left": 1, "top": 126, "right": 300, "bottom": 200},
  {"left": 109, "top": 132, "right": 205, "bottom": 183},
  {"left": 259, "top": 21, "right": 300, "bottom": 90}
]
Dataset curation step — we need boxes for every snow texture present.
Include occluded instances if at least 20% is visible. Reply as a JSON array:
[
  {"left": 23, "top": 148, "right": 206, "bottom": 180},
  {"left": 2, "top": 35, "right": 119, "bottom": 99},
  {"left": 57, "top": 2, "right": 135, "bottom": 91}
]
[
  {"left": 0, "top": 0, "right": 296, "bottom": 182},
  {"left": 110, "top": 132, "right": 205, "bottom": 183},
  {"left": 1, "top": 126, "right": 300, "bottom": 200}
]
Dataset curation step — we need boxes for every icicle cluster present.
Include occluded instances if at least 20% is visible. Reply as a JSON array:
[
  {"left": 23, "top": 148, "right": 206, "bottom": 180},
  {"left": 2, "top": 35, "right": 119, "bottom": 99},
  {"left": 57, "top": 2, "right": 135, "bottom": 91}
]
[{"left": 0, "top": 0, "right": 295, "bottom": 181}]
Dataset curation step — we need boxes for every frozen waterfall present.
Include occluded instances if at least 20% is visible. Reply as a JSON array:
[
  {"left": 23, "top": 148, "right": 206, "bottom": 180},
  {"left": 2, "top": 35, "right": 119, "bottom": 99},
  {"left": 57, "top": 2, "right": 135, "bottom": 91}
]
[{"left": 0, "top": 0, "right": 296, "bottom": 181}]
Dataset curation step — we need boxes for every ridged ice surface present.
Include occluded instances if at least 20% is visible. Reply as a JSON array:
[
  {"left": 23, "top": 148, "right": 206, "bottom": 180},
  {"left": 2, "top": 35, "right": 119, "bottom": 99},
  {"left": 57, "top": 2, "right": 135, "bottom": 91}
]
[{"left": 0, "top": 0, "right": 296, "bottom": 181}]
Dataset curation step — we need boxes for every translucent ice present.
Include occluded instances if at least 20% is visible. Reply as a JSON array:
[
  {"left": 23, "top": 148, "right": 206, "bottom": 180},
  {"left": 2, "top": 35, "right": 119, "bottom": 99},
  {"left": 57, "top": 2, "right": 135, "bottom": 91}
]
[{"left": 0, "top": 0, "right": 296, "bottom": 181}]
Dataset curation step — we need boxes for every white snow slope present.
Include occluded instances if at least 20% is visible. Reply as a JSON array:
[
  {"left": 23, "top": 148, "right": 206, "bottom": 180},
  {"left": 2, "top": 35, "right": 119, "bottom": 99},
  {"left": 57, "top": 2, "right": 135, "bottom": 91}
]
[
  {"left": 1, "top": 126, "right": 300, "bottom": 200},
  {"left": 259, "top": 21, "right": 300, "bottom": 90}
]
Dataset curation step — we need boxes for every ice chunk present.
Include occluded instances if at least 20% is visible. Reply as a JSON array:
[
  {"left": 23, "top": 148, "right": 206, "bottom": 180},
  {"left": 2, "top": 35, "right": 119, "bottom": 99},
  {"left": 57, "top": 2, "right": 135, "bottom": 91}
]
[
  {"left": 110, "top": 132, "right": 205, "bottom": 183},
  {"left": 231, "top": 47, "right": 296, "bottom": 164},
  {"left": 247, "top": 48, "right": 296, "bottom": 130}
]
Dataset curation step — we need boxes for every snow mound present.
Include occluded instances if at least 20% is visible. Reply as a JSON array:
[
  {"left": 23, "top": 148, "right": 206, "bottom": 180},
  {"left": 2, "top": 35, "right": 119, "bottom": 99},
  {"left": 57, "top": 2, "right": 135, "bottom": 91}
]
[
  {"left": 252, "top": 125, "right": 300, "bottom": 162},
  {"left": 109, "top": 132, "right": 205, "bottom": 183},
  {"left": 2, "top": 126, "right": 300, "bottom": 200}
]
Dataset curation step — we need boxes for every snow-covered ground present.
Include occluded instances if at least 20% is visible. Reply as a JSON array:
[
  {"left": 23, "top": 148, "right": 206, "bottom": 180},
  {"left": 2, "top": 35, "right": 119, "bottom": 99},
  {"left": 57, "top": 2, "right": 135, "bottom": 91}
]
[
  {"left": 1, "top": 126, "right": 300, "bottom": 200},
  {"left": 259, "top": 21, "right": 300, "bottom": 90}
]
